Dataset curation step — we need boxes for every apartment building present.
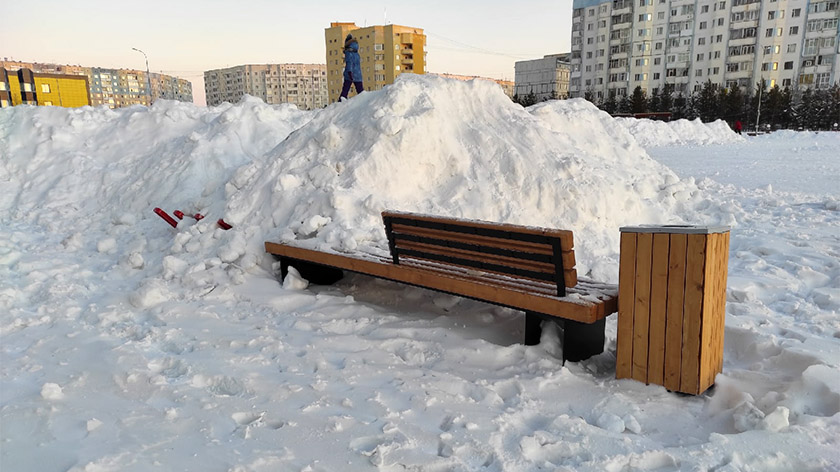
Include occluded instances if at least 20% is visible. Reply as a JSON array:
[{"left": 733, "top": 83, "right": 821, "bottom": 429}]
[
  {"left": 514, "top": 53, "right": 572, "bottom": 100},
  {"left": 87, "top": 67, "right": 192, "bottom": 107},
  {"left": 1, "top": 67, "right": 90, "bottom": 108},
  {"left": 204, "top": 64, "right": 328, "bottom": 109},
  {"left": 432, "top": 73, "right": 515, "bottom": 97},
  {"left": 569, "top": 0, "right": 840, "bottom": 101},
  {"left": 325, "top": 22, "right": 426, "bottom": 103},
  {"left": 1, "top": 60, "right": 193, "bottom": 108}
]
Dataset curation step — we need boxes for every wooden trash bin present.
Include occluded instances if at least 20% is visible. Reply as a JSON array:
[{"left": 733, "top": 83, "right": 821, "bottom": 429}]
[{"left": 616, "top": 225, "right": 730, "bottom": 395}]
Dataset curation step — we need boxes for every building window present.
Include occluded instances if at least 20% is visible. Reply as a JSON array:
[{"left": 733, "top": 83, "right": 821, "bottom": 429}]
[
  {"left": 791, "top": 8, "right": 801, "bottom": 17},
  {"left": 784, "top": 61, "right": 793, "bottom": 69},
  {"left": 41, "top": 83, "right": 51, "bottom": 93},
  {"left": 789, "top": 26, "right": 798, "bottom": 35}
]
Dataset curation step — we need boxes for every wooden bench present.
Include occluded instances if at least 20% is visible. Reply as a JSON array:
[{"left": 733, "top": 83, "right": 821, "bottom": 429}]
[{"left": 265, "top": 211, "right": 618, "bottom": 362}]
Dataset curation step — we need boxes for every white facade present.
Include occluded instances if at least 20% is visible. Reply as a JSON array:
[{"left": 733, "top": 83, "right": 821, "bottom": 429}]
[
  {"left": 514, "top": 54, "right": 572, "bottom": 100},
  {"left": 571, "top": 0, "right": 840, "bottom": 100},
  {"left": 204, "top": 64, "right": 328, "bottom": 109}
]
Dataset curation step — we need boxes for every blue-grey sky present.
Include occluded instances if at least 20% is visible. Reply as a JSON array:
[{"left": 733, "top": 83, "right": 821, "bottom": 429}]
[{"left": 1, "top": 0, "right": 573, "bottom": 105}]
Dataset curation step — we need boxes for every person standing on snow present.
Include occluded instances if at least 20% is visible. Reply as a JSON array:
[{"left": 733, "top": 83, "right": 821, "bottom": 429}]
[
  {"left": 734, "top": 120, "right": 743, "bottom": 134},
  {"left": 340, "top": 34, "right": 364, "bottom": 101}
]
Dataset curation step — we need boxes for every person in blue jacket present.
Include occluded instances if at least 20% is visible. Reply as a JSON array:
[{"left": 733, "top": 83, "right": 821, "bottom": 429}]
[{"left": 340, "top": 34, "right": 364, "bottom": 101}]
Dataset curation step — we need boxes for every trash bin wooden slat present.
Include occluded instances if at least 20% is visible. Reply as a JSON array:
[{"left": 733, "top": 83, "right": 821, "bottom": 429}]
[{"left": 617, "top": 225, "right": 730, "bottom": 395}]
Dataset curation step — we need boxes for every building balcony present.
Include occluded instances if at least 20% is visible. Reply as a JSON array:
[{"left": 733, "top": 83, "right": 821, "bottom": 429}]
[{"left": 402, "top": 57, "right": 414, "bottom": 65}]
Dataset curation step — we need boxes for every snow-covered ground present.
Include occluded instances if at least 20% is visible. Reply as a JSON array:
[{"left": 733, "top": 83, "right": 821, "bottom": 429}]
[{"left": 1, "top": 76, "right": 839, "bottom": 471}]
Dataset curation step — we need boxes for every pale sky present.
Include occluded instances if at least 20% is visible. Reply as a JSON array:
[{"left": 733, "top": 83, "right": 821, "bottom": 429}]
[{"left": 1, "top": 0, "right": 573, "bottom": 105}]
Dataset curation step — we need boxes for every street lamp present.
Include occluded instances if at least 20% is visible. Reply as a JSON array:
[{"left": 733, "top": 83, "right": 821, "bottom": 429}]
[{"left": 132, "top": 47, "right": 153, "bottom": 105}]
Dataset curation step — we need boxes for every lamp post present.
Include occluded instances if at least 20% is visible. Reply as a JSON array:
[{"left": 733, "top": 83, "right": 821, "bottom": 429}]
[{"left": 132, "top": 47, "right": 153, "bottom": 105}]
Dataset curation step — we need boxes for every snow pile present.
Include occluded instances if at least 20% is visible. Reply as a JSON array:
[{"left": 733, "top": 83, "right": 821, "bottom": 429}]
[
  {"left": 2, "top": 75, "right": 839, "bottom": 471},
  {"left": 616, "top": 116, "right": 745, "bottom": 147},
  {"left": 0, "top": 96, "right": 313, "bottom": 230},
  {"left": 222, "top": 78, "right": 703, "bottom": 283}
]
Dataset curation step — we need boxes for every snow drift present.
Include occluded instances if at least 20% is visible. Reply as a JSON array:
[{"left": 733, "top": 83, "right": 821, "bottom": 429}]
[
  {"left": 2, "top": 75, "right": 838, "bottom": 472},
  {"left": 616, "top": 116, "right": 744, "bottom": 147}
]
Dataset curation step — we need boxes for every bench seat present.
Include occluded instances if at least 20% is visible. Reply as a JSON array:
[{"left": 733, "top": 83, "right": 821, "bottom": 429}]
[{"left": 265, "top": 211, "right": 618, "bottom": 362}]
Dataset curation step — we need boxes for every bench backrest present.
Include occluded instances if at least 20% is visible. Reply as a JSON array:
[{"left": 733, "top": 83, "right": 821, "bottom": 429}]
[{"left": 382, "top": 211, "right": 577, "bottom": 297}]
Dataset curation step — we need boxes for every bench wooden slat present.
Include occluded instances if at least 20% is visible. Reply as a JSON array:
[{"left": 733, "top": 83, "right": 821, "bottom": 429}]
[
  {"left": 383, "top": 211, "right": 575, "bottom": 247},
  {"left": 389, "top": 223, "right": 578, "bottom": 271},
  {"left": 385, "top": 213, "right": 578, "bottom": 291},
  {"left": 390, "top": 222, "right": 557, "bottom": 256},
  {"left": 264, "top": 242, "right": 615, "bottom": 324},
  {"left": 395, "top": 239, "right": 557, "bottom": 277},
  {"left": 398, "top": 257, "right": 577, "bottom": 298}
]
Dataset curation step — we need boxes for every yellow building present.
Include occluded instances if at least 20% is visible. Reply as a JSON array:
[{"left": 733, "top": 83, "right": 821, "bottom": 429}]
[
  {"left": 1, "top": 68, "right": 90, "bottom": 108},
  {"left": 325, "top": 22, "right": 426, "bottom": 103}
]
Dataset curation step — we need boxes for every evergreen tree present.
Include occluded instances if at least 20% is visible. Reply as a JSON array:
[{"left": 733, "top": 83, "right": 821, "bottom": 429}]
[
  {"left": 672, "top": 92, "right": 688, "bottom": 119},
  {"left": 694, "top": 80, "right": 720, "bottom": 122},
  {"left": 829, "top": 84, "right": 840, "bottom": 130},
  {"left": 617, "top": 93, "right": 632, "bottom": 114},
  {"left": 763, "top": 85, "right": 784, "bottom": 129},
  {"left": 648, "top": 87, "right": 661, "bottom": 113},
  {"left": 659, "top": 84, "right": 674, "bottom": 113},
  {"left": 600, "top": 92, "right": 618, "bottom": 115},
  {"left": 795, "top": 88, "right": 815, "bottom": 129},
  {"left": 584, "top": 90, "right": 595, "bottom": 104},
  {"left": 630, "top": 86, "right": 648, "bottom": 114},
  {"left": 723, "top": 85, "right": 746, "bottom": 124},
  {"left": 514, "top": 92, "right": 539, "bottom": 107}
]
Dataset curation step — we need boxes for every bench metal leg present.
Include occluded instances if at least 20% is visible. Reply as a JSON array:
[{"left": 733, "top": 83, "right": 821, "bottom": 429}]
[
  {"left": 279, "top": 257, "right": 344, "bottom": 285},
  {"left": 524, "top": 312, "right": 605, "bottom": 363},
  {"left": 524, "top": 311, "right": 544, "bottom": 346},
  {"left": 562, "top": 317, "right": 606, "bottom": 363}
]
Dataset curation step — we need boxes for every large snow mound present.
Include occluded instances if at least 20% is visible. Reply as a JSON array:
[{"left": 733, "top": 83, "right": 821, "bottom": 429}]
[
  {"left": 616, "top": 116, "right": 745, "bottom": 147},
  {"left": 0, "top": 96, "right": 313, "bottom": 227},
  {"left": 223, "top": 76, "right": 706, "bottom": 282},
  {"left": 0, "top": 75, "right": 723, "bottom": 286}
]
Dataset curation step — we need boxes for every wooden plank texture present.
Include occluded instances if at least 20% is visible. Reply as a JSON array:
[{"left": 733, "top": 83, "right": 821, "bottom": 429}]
[
  {"left": 389, "top": 222, "right": 578, "bottom": 287},
  {"left": 680, "top": 234, "right": 708, "bottom": 394},
  {"left": 382, "top": 210, "right": 575, "bottom": 245},
  {"left": 647, "top": 233, "right": 671, "bottom": 386},
  {"left": 664, "top": 233, "right": 687, "bottom": 391},
  {"left": 632, "top": 232, "right": 653, "bottom": 383},
  {"left": 699, "top": 232, "right": 729, "bottom": 392},
  {"left": 616, "top": 232, "right": 637, "bottom": 379},
  {"left": 264, "top": 242, "right": 616, "bottom": 323},
  {"left": 717, "top": 232, "right": 730, "bottom": 375}
]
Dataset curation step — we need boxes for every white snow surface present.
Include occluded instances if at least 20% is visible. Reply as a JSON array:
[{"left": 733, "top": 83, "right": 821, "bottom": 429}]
[
  {"left": 1, "top": 75, "right": 839, "bottom": 471},
  {"left": 615, "top": 116, "right": 746, "bottom": 147}
]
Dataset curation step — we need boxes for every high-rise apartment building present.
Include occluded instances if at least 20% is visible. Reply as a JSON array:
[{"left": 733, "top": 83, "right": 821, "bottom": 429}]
[
  {"left": 0, "top": 60, "right": 193, "bottom": 108},
  {"left": 325, "top": 22, "right": 426, "bottom": 103},
  {"left": 570, "top": 0, "right": 840, "bottom": 101},
  {"left": 515, "top": 53, "right": 572, "bottom": 100},
  {"left": 204, "top": 64, "right": 328, "bottom": 109}
]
